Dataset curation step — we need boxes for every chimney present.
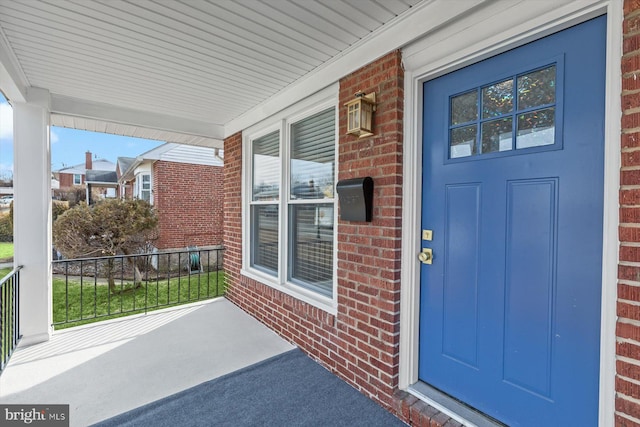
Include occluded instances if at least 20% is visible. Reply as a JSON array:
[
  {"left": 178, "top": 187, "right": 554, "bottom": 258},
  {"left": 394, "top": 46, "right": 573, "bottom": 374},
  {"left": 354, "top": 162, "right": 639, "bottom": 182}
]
[{"left": 85, "top": 151, "right": 92, "bottom": 170}]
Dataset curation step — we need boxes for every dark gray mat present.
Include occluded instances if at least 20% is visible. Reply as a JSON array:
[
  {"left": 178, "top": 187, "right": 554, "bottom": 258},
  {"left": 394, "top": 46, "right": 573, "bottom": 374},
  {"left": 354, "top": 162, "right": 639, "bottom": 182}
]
[{"left": 92, "top": 348, "right": 405, "bottom": 426}]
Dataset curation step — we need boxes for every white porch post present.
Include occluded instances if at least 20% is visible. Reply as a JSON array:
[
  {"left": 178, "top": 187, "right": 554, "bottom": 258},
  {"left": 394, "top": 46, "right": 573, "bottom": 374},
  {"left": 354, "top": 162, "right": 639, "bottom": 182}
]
[{"left": 13, "top": 87, "right": 52, "bottom": 345}]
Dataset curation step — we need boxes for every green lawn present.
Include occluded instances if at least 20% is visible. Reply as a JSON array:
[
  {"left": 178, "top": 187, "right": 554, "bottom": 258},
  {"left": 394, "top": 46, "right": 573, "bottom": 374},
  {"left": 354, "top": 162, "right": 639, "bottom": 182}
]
[
  {"left": 0, "top": 242, "right": 13, "bottom": 259},
  {"left": 53, "top": 271, "right": 226, "bottom": 329},
  {"left": 0, "top": 267, "right": 226, "bottom": 330}
]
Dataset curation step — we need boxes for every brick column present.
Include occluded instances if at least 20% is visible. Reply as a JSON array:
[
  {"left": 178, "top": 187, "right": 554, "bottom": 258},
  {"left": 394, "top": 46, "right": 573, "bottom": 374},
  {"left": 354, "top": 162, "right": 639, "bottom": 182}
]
[
  {"left": 617, "top": 2, "right": 640, "bottom": 425},
  {"left": 223, "top": 132, "right": 243, "bottom": 297}
]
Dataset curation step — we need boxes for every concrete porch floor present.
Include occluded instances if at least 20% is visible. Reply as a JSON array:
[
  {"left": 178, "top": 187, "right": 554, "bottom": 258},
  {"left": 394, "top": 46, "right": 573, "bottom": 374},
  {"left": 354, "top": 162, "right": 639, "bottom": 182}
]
[{"left": 0, "top": 298, "right": 295, "bottom": 426}]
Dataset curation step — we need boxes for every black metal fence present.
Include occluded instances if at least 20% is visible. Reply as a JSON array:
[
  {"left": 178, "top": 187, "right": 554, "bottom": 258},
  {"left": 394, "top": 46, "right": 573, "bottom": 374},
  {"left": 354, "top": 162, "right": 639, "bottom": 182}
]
[
  {"left": 51, "top": 247, "right": 225, "bottom": 329},
  {"left": 1, "top": 266, "right": 21, "bottom": 376}
]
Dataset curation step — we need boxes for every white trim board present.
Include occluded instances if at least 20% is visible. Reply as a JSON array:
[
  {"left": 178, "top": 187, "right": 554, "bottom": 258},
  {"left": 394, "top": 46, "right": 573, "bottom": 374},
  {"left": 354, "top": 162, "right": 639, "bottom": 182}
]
[
  {"left": 399, "top": 1, "right": 619, "bottom": 426},
  {"left": 50, "top": 95, "right": 225, "bottom": 148}
]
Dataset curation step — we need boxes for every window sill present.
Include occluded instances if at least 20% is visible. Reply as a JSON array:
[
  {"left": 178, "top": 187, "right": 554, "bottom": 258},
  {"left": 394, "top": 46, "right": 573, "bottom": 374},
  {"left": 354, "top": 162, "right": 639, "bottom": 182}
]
[{"left": 240, "top": 268, "right": 338, "bottom": 316}]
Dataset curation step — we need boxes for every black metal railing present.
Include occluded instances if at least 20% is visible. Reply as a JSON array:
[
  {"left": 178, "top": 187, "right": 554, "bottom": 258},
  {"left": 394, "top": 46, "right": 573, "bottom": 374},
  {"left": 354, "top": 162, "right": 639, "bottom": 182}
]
[
  {"left": 51, "top": 247, "right": 225, "bottom": 329},
  {"left": 1, "top": 266, "right": 21, "bottom": 376}
]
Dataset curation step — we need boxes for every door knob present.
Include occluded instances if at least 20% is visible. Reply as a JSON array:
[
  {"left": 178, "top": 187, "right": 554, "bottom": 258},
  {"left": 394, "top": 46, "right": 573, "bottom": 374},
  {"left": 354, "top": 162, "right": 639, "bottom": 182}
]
[{"left": 418, "top": 248, "right": 433, "bottom": 264}]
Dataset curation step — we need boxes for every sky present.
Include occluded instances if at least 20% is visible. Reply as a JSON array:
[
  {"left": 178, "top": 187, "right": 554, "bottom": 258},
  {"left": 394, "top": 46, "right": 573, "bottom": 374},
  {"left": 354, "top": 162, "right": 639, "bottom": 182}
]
[{"left": 0, "top": 93, "right": 163, "bottom": 178}]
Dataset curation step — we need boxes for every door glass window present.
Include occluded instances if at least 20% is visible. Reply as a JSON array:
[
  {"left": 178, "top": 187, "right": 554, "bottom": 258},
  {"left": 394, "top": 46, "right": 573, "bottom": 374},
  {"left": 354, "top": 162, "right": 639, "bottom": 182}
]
[
  {"left": 448, "top": 64, "right": 557, "bottom": 159},
  {"left": 482, "top": 79, "right": 513, "bottom": 118},
  {"left": 451, "top": 90, "right": 478, "bottom": 125},
  {"left": 516, "top": 66, "right": 556, "bottom": 149},
  {"left": 481, "top": 118, "right": 513, "bottom": 154},
  {"left": 517, "top": 67, "right": 556, "bottom": 109},
  {"left": 450, "top": 125, "right": 477, "bottom": 158},
  {"left": 517, "top": 107, "right": 555, "bottom": 149}
]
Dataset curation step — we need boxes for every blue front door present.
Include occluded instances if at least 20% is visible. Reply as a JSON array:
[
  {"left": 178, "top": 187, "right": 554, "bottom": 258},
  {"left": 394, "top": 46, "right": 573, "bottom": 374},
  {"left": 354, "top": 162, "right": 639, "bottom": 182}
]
[{"left": 419, "top": 16, "right": 605, "bottom": 426}]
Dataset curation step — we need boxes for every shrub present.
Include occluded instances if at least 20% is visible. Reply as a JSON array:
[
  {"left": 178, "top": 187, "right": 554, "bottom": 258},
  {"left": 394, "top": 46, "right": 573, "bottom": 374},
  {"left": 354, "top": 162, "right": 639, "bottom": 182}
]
[
  {"left": 52, "top": 200, "right": 69, "bottom": 222},
  {"left": 0, "top": 203, "right": 12, "bottom": 242}
]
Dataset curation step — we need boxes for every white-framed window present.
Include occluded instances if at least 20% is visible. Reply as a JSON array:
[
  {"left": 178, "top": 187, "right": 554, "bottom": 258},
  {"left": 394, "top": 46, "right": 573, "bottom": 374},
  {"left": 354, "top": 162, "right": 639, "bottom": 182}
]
[
  {"left": 134, "top": 173, "right": 152, "bottom": 203},
  {"left": 73, "top": 174, "right": 81, "bottom": 185},
  {"left": 244, "top": 91, "right": 337, "bottom": 310}
]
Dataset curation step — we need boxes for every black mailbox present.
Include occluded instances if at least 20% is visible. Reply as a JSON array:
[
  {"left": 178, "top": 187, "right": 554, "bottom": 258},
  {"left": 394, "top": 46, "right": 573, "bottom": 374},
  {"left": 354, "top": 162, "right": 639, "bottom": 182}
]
[{"left": 336, "top": 177, "right": 374, "bottom": 222}]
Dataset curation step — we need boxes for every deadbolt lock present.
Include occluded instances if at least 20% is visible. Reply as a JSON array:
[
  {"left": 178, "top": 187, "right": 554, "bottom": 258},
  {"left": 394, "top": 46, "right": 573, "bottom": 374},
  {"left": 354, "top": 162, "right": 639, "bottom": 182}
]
[{"left": 418, "top": 248, "right": 433, "bottom": 265}]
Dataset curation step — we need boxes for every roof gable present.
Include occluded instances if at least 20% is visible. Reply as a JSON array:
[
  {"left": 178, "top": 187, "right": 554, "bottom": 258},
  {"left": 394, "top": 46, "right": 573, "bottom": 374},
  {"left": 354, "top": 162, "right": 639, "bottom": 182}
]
[{"left": 56, "top": 158, "right": 116, "bottom": 174}]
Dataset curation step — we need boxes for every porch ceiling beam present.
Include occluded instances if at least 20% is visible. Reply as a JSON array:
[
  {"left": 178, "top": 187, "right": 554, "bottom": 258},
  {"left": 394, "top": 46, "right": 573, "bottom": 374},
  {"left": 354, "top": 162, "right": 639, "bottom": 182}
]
[
  {"left": 50, "top": 94, "right": 225, "bottom": 146},
  {"left": 224, "top": 0, "right": 488, "bottom": 136},
  {"left": 0, "top": 24, "right": 27, "bottom": 102}
]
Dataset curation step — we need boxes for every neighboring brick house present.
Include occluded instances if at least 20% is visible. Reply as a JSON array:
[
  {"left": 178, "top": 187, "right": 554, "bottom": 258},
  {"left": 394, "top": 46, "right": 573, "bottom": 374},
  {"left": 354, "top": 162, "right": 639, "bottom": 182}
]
[
  {"left": 118, "top": 143, "right": 223, "bottom": 251},
  {"left": 55, "top": 151, "right": 116, "bottom": 197},
  {"left": 115, "top": 157, "right": 135, "bottom": 200}
]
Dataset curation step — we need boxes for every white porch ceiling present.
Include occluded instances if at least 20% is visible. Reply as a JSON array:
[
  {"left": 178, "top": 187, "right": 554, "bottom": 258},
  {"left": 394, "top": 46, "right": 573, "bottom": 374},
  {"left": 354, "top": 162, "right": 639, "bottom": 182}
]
[{"left": 0, "top": 0, "right": 423, "bottom": 147}]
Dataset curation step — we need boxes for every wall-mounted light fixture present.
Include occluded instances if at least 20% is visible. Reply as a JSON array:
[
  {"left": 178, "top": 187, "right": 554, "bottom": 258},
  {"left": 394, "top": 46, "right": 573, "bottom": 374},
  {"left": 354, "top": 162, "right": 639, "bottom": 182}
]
[{"left": 345, "top": 91, "right": 376, "bottom": 138}]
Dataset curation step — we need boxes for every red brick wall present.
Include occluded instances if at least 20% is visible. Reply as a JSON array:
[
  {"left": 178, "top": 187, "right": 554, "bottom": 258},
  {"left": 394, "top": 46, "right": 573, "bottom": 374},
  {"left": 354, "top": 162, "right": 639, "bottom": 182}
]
[
  {"left": 223, "top": 51, "right": 460, "bottom": 425},
  {"left": 618, "top": 2, "right": 640, "bottom": 426},
  {"left": 223, "top": 132, "right": 243, "bottom": 289},
  {"left": 153, "top": 160, "right": 223, "bottom": 250},
  {"left": 124, "top": 179, "right": 134, "bottom": 199},
  {"left": 334, "top": 50, "right": 404, "bottom": 403},
  {"left": 58, "top": 172, "right": 82, "bottom": 189}
]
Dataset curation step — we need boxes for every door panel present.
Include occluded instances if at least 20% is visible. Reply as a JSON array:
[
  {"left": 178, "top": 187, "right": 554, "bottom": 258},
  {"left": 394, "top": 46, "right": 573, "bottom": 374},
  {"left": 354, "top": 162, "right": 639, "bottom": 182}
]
[
  {"left": 503, "top": 178, "right": 556, "bottom": 397},
  {"left": 442, "top": 183, "right": 481, "bottom": 367},
  {"left": 419, "top": 16, "right": 605, "bottom": 426}
]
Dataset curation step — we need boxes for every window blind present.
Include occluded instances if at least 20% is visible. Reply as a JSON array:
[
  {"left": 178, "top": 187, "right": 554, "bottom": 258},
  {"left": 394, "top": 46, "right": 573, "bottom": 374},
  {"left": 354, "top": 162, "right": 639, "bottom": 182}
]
[
  {"left": 291, "top": 109, "right": 335, "bottom": 164},
  {"left": 253, "top": 130, "right": 280, "bottom": 201},
  {"left": 253, "top": 130, "right": 280, "bottom": 156}
]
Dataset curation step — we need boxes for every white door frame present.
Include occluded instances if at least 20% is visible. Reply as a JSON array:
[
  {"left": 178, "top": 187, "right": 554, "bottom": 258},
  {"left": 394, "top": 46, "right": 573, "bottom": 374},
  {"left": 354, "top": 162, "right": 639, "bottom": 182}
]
[{"left": 399, "top": 1, "right": 621, "bottom": 425}]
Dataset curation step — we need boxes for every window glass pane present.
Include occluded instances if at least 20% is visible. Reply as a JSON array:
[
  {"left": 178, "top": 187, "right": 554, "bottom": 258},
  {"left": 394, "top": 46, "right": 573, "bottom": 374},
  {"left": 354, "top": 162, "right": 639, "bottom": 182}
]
[
  {"left": 450, "top": 91, "right": 477, "bottom": 125},
  {"left": 291, "top": 108, "right": 335, "bottom": 199},
  {"left": 289, "top": 203, "right": 333, "bottom": 297},
  {"left": 142, "top": 174, "right": 150, "bottom": 190},
  {"left": 517, "top": 107, "right": 555, "bottom": 149},
  {"left": 482, "top": 79, "right": 513, "bottom": 118},
  {"left": 450, "top": 125, "right": 477, "bottom": 159},
  {"left": 481, "top": 118, "right": 513, "bottom": 154},
  {"left": 74, "top": 174, "right": 81, "bottom": 185},
  {"left": 253, "top": 131, "right": 280, "bottom": 201},
  {"left": 517, "top": 65, "right": 556, "bottom": 110},
  {"left": 251, "top": 205, "right": 279, "bottom": 274},
  {"left": 348, "top": 103, "right": 360, "bottom": 130}
]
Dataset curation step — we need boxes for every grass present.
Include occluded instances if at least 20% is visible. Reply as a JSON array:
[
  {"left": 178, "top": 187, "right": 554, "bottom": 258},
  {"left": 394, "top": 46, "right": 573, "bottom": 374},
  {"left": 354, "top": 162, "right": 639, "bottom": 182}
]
[
  {"left": 52, "top": 270, "right": 226, "bottom": 329},
  {"left": 0, "top": 242, "right": 13, "bottom": 260},
  {"left": 0, "top": 267, "right": 226, "bottom": 331}
]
